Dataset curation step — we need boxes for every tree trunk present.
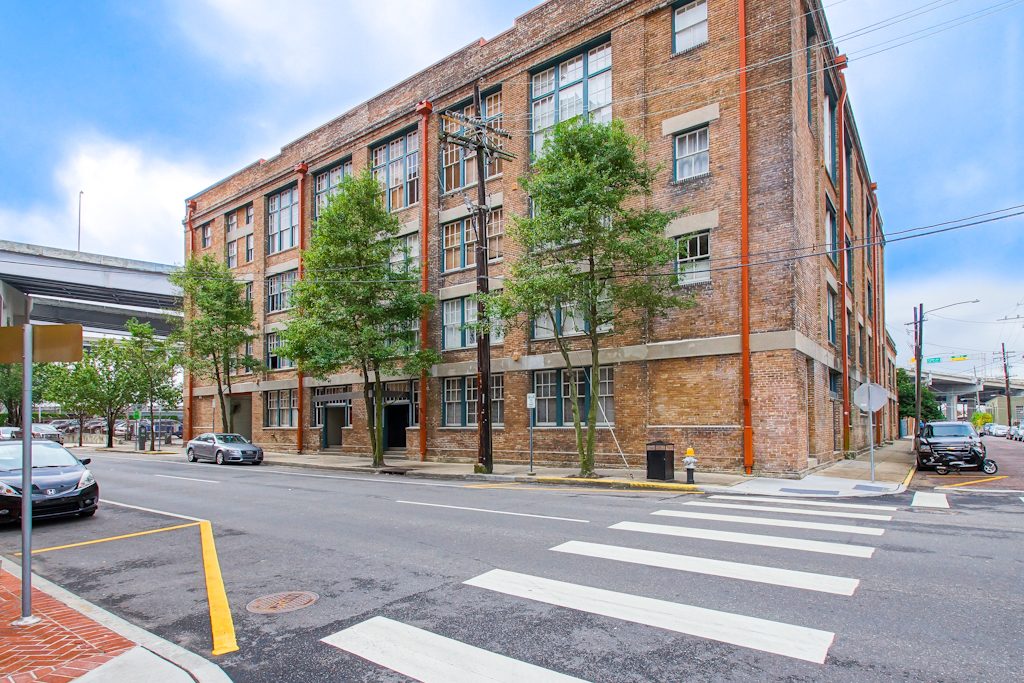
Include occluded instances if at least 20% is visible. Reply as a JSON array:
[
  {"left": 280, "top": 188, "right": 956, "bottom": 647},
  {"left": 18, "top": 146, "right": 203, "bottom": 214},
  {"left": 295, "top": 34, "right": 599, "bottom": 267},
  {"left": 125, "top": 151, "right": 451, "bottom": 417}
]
[
  {"left": 372, "top": 368, "right": 386, "bottom": 468},
  {"left": 212, "top": 363, "right": 230, "bottom": 435},
  {"left": 106, "top": 414, "right": 115, "bottom": 448},
  {"left": 360, "top": 361, "right": 377, "bottom": 464},
  {"left": 552, "top": 324, "right": 587, "bottom": 475},
  {"left": 78, "top": 414, "right": 85, "bottom": 447},
  {"left": 584, "top": 332, "right": 601, "bottom": 478},
  {"left": 148, "top": 396, "right": 156, "bottom": 451},
  {"left": 223, "top": 350, "right": 235, "bottom": 434}
]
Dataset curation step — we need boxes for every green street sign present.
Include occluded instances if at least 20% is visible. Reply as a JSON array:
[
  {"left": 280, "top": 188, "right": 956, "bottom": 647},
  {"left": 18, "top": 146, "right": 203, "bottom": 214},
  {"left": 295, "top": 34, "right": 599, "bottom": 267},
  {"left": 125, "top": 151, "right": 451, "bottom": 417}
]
[{"left": 926, "top": 357, "right": 941, "bottom": 364}]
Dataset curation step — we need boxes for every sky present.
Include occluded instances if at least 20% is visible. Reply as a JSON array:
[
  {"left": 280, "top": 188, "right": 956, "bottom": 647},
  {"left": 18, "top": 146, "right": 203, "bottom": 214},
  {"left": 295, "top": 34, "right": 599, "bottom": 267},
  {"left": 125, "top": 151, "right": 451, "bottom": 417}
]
[{"left": 1, "top": 0, "right": 1022, "bottom": 378}]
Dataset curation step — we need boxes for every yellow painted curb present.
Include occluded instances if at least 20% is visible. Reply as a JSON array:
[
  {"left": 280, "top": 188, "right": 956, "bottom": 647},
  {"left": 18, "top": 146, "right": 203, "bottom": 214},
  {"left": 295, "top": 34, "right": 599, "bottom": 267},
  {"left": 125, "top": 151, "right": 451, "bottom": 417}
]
[
  {"left": 900, "top": 465, "right": 917, "bottom": 489},
  {"left": 532, "top": 476, "right": 701, "bottom": 492},
  {"left": 199, "top": 521, "right": 238, "bottom": 656}
]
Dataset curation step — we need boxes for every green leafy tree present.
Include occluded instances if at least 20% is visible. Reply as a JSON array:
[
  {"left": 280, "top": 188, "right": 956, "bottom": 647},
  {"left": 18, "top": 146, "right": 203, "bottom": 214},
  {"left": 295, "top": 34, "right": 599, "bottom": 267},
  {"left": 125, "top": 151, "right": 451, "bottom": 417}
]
[
  {"left": 896, "top": 367, "right": 943, "bottom": 423},
  {"left": 0, "top": 363, "right": 55, "bottom": 426},
  {"left": 488, "top": 119, "right": 687, "bottom": 476},
  {"left": 970, "top": 411, "right": 993, "bottom": 430},
  {"left": 280, "top": 169, "right": 438, "bottom": 467},
  {"left": 170, "top": 255, "right": 260, "bottom": 434},
  {"left": 124, "top": 319, "right": 181, "bottom": 450},
  {"left": 47, "top": 360, "right": 101, "bottom": 447},
  {"left": 90, "top": 339, "right": 143, "bottom": 448}
]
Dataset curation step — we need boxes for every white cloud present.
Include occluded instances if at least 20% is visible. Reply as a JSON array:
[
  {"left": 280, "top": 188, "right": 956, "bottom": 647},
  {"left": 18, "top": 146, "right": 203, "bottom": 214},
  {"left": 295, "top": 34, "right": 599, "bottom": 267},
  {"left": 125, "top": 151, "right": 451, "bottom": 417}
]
[{"left": 0, "top": 135, "right": 218, "bottom": 264}]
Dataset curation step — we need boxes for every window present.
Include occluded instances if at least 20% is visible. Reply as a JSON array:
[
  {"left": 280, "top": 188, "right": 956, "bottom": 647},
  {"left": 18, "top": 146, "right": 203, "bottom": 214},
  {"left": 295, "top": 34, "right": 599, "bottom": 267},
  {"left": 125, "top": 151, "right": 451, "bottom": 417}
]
[
  {"left": 372, "top": 131, "right": 419, "bottom": 212},
  {"left": 532, "top": 367, "right": 614, "bottom": 426},
  {"left": 442, "top": 208, "right": 503, "bottom": 271},
  {"left": 845, "top": 236, "right": 854, "bottom": 289},
  {"left": 442, "top": 296, "right": 503, "bottom": 348},
  {"left": 484, "top": 91, "right": 504, "bottom": 178},
  {"left": 828, "top": 370, "right": 841, "bottom": 398},
  {"left": 441, "top": 93, "right": 503, "bottom": 192},
  {"left": 245, "top": 234, "right": 255, "bottom": 262},
  {"left": 226, "top": 212, "right": 237, "bottom": 234},
  {"left": 674, "top": 127, "right": 710, "bottom": 181},
  {"left": 267, "top": 187, "right": 298, "bottom": 254},
  {"left": 390, "top": 233, "right": 420, "bottom": 272},
  {"left": 265, "top": 332, "right": 294, "bottom": 370},
  {"left": 847, "top": 311, "right": 854, "bottom": 359},
  {"left": 410, "top": 380, "right": 420, "bottom": 426},
  {"left": 443, "top": 377, "right": 463, "bottom": 426},
  {"left": 314, "top": 160, "right": 352, "bottom": 219},
  {"left": 676, "top": 230, "right": 710, "bottom": 284},
  {"left": 200, "top": 223, "right": 211, "bottom": 249},
  {"left": 532, "top": 300, "right": 605, "bottom": 339},
  {"left": 826, "top": 200, "right": 838, "bottom": 263},
  {"left": 826, "top": 286, "right": 837, "bottom": 345},
  {"left": 465, "top": 376, "right": 478, "bottom": 426},
  {"left": 845, "top": 144, "right": 854, "bottom": 220},
  {"left": 823, "top": 87, "right": 837, "bottom": 180},
  {"left": 491, "top": 374, "right": 504, "bottom": 426},
  {"left": 265, "top": 270, "right": 297, "bottom": 313},
  {"left": 245, "top": 204, "right": 254, "bottom": 226},
  {"left": 264, "top": 389, "right": 297, "bottom": 427},
  {"left": 674, "top": 0, "right": 708, "bottom": 53},
  {"left": 867, "top": 281, "right": 873, "bottom": 319},
  {"left": 531, "top": 42, "right": 612, "bottom": 154},
  {"left": 858, "top": 324, "right": 866, "bottom": 367},
  {"left": 226, "top": 240, "right": 237, "bottom": 268},
  {"left": 806, "top": 17, "right": 816, "bottom": 127},
  {"left": 312, "top": 385, "right": 351, "bottom": 428},
  {"left": 244, "top": 281, "right": 253, "bottom": 304}
]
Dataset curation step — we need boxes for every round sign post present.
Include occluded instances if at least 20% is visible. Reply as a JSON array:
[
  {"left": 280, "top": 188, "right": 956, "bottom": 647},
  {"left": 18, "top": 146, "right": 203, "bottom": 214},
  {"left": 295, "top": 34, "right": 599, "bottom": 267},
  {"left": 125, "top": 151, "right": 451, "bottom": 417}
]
[{"left": 853, "top": 383, "right": 888, "bottom": 483}]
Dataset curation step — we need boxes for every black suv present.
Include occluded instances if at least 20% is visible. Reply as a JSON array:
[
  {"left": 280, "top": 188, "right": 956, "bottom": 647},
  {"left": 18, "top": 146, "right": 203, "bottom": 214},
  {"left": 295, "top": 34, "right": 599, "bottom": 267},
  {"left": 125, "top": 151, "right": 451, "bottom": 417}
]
[{"left": 915, "top": 421, "right": 984, "bottom": 469}]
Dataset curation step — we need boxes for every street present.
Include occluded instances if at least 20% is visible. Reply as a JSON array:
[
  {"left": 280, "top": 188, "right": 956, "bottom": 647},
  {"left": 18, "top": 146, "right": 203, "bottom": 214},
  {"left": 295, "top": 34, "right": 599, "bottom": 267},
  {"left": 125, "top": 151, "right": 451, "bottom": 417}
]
[{"left": 2, "top": 448, "right": 1023, "bottom": 682}]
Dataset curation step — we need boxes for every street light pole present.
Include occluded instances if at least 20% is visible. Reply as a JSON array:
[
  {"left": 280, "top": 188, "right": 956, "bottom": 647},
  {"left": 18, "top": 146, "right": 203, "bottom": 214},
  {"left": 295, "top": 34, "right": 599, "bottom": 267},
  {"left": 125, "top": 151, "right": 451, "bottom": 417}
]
[{"left": 77, "top": 190, "right": 83, "bottom": 252}]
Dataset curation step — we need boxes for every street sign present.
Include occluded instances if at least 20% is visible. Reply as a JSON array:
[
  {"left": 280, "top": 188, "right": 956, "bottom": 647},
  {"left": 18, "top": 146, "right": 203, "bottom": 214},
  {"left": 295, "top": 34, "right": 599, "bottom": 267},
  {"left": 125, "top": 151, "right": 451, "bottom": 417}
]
[
  {"left": 526, "top": 392, "right": 536, "bottom": 409},
  {"left": 950, "top": 355, "right": 968, "bottom": 361},
  {"left": 853, "top": 382, "right": 888, "bottom": 413},
  {"left": 925, "top": 356, "right": 941, "bottom": 364},
  {"left": 0, "top": 324, "right": 83, "bottom": 363}
]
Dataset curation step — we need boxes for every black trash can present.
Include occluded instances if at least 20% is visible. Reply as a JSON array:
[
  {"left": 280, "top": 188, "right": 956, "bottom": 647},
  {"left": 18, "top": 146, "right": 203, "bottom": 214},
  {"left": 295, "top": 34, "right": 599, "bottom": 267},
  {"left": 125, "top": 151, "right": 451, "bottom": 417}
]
[{"left": 646, "top": 440, "right": 675, "bottom": 481}]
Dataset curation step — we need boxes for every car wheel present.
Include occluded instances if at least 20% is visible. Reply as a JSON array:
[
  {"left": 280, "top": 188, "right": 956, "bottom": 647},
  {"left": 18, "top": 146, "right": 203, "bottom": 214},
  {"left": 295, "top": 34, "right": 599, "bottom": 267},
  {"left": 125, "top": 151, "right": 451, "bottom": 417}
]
[
  {"left": 215, "top": 451, "right": 225, "bottom": 465},
  {"left": 187, "top": 448, "right": 197, "bottom": 462},
  {"left": 79, "top": 508, "right": 96, "bottom": 518},
  {"left": 982, "top": 459, "right": 998, "bottom": 475},
  {"left": 935, "top": 465, "right": 949, "bottom": 475}
]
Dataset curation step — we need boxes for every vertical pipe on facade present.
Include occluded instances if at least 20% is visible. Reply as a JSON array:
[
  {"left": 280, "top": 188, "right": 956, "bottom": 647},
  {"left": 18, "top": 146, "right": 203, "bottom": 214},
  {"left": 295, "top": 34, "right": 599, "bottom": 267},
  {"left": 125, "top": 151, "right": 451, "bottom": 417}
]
[
  {"left": 738, "top": 0, "right": 753, "bottom": 474},
  {"left": 416, "top": 100, "right": 432, "bottom": 462},
  {"left": 870, "top": 183, "right": 882, "bottom": 440},
  {"left": 834, "top": 55, "right": 850, "bottom": 452},
  {"left": 183, "top": 199, "right": 198, "bottom": 443},
  {"left": 294, "top": 162, "right": 309, "bottom": 453}
]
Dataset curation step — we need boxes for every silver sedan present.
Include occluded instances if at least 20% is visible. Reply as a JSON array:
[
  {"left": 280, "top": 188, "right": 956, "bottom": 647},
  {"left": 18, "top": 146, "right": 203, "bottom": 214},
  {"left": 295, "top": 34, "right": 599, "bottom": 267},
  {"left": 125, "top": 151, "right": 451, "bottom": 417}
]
[{"left": 186, "top": 433, "right": 264, "bottom": 465}]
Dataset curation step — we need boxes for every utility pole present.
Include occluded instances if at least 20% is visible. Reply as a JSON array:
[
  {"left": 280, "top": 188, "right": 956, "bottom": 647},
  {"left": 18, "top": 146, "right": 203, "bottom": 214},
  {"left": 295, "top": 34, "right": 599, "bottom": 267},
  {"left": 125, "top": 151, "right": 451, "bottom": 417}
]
[
  {"left": 439, "top": 83, "right": 514, "bottom": 474},
  {"left": 1000, "top": 342, "right": 1013, "bottom": 426},
  {"left": 77, "top": 190, "right": 84, "bottom": 252},
  {"left": 914, "top": 303, "right": 924, "bottom": 435}
]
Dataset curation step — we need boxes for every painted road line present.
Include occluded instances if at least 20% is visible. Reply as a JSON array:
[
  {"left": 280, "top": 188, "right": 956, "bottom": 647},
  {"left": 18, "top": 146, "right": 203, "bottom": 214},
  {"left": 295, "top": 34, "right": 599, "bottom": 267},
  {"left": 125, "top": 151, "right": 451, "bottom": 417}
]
[
  {"left": 911, "top": 492, "right": 949, "bottom": 508},
  {"left": 104, "top": 499, "right": 206, "bottom": 522},
  {"left": 21, "top": 522, "right": 200, "bottom": 556},
  {"left": 396, "top": 500, "right": 588, "bottom": 523},
  {"left": 550, "top": 541, "right": 860, "bottom": 596},
  {"left": 936, "top": 475, "right": 1008, "bottom": 489},
  {"left": 153, "top": 474, "right": 221, "bottom": 484},
  {"left": 683, "top": 501, "right": 892, "bottom": 521},
  {"left": 323, "top": 616, "right": 587, "bottom": 683},
  {"left": 611, "top": 521, "right": 875, "bottom": 558},
  {"left": 651, "top": 510, "right": 885, "bottom": 536},
  {"left": 465, "top": 569, "right": 834, "bottom": 663},
  {"left": 199, "top": 520, "right": 238, "bottom": 656},
  {"left": 709, "top": 495, "right": 898, "bottom": 512}
]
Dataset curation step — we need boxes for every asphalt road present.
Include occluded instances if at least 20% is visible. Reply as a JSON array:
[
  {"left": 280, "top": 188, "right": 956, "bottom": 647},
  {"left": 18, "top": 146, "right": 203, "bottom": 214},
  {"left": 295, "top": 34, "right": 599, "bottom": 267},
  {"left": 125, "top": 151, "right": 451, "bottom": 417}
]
[{"left": 2, "top": 449, "right": 1022, "bottom": 682}]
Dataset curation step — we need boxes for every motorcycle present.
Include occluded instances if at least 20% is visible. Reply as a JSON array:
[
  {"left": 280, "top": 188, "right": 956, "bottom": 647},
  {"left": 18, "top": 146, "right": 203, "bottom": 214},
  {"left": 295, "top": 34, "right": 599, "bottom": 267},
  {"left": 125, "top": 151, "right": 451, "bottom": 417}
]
[{"left": 930, "top": 446, "right": 998, "bottom": 476}]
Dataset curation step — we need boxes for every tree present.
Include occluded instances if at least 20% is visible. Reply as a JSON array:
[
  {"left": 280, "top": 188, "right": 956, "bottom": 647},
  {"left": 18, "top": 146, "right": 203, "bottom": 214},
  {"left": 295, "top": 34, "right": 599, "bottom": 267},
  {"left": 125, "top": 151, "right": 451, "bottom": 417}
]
[
  {"left": 970, "top": 411, "right": 993, "bottom": 430},
  {"left": 489, "top": 119, "right": 686, "bottom": 476},
  {"left": 89, "top": 339, "right": 142, "bottom": 449},
  {"left": 0, "top": 363, "right": 55, "bottom": 426},
  {"left": 280, "top": 169, "right": 437, "bottom": 467},
  {"left": 47, "top": 360, "right": 101, "bottom": 447},
  {"left": 170, "top": 255, "right": 259, "bottom": 434},
  {"left": 123, "top": 319, "right": 180, "bottom": 451},
  {"left": 896, "top": 368, "right": 943, "bottom": 422}
]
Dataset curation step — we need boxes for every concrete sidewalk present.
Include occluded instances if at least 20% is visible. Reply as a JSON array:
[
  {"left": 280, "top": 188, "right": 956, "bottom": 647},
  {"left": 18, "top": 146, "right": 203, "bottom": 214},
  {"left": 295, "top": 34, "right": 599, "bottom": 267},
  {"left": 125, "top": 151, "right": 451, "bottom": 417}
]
[{"left": 0, "top": 559, "right": 229, "bottom": 683}]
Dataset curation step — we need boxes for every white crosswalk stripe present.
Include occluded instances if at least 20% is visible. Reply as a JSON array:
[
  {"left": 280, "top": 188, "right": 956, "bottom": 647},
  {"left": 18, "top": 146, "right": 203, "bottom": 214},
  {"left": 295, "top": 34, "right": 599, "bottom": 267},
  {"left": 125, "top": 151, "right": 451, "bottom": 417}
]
[
  {"left": 464, "top": 569, "right": 835, "bottom": 664},
  {"left": 322, "top": 616, "right": 588, "bottom": 682},
  {"left": 911, "top": 491, "right": 950, "bottom": 508},
  {"left": 683, "top": 500, "right": 893, "bottom": 521},
  {"left": 611, "top": 520, "right": 876, "bottom": 557},
  {"left": 551, "top": 540, "right": 860, "bottom": 595},
  {"left": 709, "top": 494, "right": 899, "bottom": 511},
  {"left": 651, "top": 509, "right": 886, "bottom": 536}
]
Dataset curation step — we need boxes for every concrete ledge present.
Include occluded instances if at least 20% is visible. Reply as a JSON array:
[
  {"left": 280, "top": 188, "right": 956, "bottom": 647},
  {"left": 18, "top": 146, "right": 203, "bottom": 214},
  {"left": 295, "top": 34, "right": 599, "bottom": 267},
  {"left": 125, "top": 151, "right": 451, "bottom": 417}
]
[{"left": 529, "top": 476, "right": 703, "bottom": 492}]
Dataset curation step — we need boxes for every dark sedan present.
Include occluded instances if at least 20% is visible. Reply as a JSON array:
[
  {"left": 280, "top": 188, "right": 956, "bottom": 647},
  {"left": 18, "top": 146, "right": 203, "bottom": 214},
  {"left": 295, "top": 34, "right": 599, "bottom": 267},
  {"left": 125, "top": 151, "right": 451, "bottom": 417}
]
[
  {"left": 186, "top": 433, "right": 263, "bottom": 465},
  {"left": 0, "top": 441, "right": 99, "bottom": 524}
]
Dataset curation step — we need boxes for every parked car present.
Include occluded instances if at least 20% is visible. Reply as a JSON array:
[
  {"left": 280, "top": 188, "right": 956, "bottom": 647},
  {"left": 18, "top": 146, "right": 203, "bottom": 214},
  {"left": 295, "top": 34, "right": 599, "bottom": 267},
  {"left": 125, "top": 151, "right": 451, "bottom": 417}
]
[
  {"left": 989, "top": 424, "right": 1009, "bottom": 437},
  {"left": 0, "top": 427, "right": 19, "bottom": 441},
  {"left": 10, "top": 424, "right": 65, "bottom": 445},
  {"left": 1007, "top": 426, "right": 1020, "bottom": 440},
  {"left": 186, "top": 433, "right": 263, "bottom": 465},
  {"left": 83, "top": 419, "right": 107, "bottom": 433},
  {"left": 915, "top": 420, "right": 985, "bottom": 470},
  {"left": 0, "top": 440, "right": 98, "bottom": 523}
]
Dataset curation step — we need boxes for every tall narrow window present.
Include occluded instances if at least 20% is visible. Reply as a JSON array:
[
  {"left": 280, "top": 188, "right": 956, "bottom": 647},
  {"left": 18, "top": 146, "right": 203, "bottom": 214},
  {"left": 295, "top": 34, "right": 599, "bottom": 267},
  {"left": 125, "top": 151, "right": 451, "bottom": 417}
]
[
  {"left": 491, "top": 374, "right": 505, "bottom": 426},
  {"left": 531, "top": 42, "right": 612, "bottom": 155},
  {"left": 314, "top": 160, "right": 352, "bottom": 220},
  {"left": 245, "top": 234, "right": 255, "bottom": 262},
  {"left": 674, "top": 127, "right": 710, "bottom": 181},
  {"left": 484, "top": 91, "right": 504, "bottom": 177},
  {"left": 226, "top": 212, "right": 237, "bottom": 234},
  {"left": 673, "top": 0, "right": 708, "bottom": 54},
  {"left": 265, "top": 333, "right": 294, "bottom": 370},
  {"left": 226, "top": 240, "right": 237, "bottom": 268},
  {"left": 443, "top": 378, "right": 463, "bottom": 426},
  {"left": 823, "top": 88, "right": 836, "bottom": 181},
  {"left": 827, "top": 286, "right": 837, "bottom": 345},
  {"left": 826, "top": 200, "right": 838, "bottom": 263},
  {"left": 245, "top": 204, "right": 254, "bottom": 226},
  {"left": 845, "top": 236, "right": 854, "bottom": 289},
  {"left": 465, "top": 376, "right": 478, "bottom": 426},
  {"left": 597, "top": 367, "right": 615, "bottom": 424},
  {"left": 534, "top": 370, "right": 558, "bottom": 426},
  {"left": 442, "top": 299, "right": 463, "bottom": 349},
  {"left": 267, "top": 187, "right": 298, "bottom": 254},
  {"left": 266, "top": 270, "right": 297, "bottom": 313},
  {"left": 200, "top": 223, "right": 211, "bottom": 249},
  {"left": 867, "top": 281, "right": 874, "bottom": 319},
  {"left": 676, "top": 230, "right": 711, "bottom": 284},
  {"left": 371, "top": 131, "right": 418, "bottom": 212}
]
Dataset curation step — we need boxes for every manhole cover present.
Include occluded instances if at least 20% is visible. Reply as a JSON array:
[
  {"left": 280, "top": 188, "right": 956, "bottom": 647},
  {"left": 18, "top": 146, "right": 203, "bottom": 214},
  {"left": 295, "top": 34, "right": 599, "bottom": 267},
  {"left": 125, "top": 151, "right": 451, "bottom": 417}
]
[{"left": 246, "top": 591, "right": 319, "bottom": 614}]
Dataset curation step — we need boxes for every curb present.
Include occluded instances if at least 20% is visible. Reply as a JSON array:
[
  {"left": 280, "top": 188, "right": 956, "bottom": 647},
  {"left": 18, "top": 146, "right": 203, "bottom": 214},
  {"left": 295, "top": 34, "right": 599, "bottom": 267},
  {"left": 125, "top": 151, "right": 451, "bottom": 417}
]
[
  {"left": 0, "top": 558, "right": 231, "bottom": 683},
  {"left": 525, "top": 476, "right": 703, "bottom": 492}
]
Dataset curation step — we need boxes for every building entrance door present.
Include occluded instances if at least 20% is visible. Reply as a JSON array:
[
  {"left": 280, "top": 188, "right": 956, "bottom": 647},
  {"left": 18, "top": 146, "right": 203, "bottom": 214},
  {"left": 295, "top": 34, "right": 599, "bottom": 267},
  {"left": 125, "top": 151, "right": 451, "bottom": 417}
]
[{"left": 384, "top": 404, "right": 408, "bottom": 450}]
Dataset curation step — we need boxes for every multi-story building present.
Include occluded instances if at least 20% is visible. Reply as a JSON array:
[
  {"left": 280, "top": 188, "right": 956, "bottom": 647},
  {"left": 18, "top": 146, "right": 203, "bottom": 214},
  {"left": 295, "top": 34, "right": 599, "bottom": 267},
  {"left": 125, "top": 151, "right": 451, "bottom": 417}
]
[{"left": 182, "top": 0, "right": 896, "bottom": 475}]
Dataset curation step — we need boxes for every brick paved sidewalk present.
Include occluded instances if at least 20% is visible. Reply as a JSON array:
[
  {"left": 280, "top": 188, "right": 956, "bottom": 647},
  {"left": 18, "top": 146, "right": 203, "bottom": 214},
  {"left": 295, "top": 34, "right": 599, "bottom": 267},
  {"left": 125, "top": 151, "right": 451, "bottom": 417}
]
[{"left": 0, "top": 571, "right": 134, "bottom": 683}]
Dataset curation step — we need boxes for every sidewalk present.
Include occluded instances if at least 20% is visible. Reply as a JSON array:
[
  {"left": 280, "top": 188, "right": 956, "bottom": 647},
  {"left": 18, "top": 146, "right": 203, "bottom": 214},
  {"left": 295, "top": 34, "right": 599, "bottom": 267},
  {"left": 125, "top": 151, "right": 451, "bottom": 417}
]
[{"left": 0, "top": 559, "right": 229, "bottom": 683}]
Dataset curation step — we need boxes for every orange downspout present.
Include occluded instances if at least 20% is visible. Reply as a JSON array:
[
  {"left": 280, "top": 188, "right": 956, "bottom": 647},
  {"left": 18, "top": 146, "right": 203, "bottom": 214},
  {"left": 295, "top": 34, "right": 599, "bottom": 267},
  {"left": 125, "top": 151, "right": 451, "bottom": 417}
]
[
  {"left": 870, "top": 182, "right": 882, "bottom": 442},
  {"left": 835, "top": 55, "right": 850, "bottom": 452},
  {"left": 738, "top": 0, "right": 753, "bottom": 474},
  {"left": 294, "top": 162, "right": 309, "bottom": 453},
  {"left": 183, "top": 199, "right": 198, "bottom": 443},
  {"left": 416, "top": 100, "right": 432, "bottom": 462}
]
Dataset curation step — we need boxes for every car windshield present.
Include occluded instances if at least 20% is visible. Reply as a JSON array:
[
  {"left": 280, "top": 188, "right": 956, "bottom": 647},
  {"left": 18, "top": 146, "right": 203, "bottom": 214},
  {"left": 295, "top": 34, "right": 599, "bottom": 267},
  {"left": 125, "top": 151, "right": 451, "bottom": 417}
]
[
  {"left": 0, "top": 442, "right": 80, "bottom": 470},
  {"left": 215, "top": 434, "right": 248, "bottom": 444},
  {"left": 929, "top": 424, "right": 975, "bottom": 437}
]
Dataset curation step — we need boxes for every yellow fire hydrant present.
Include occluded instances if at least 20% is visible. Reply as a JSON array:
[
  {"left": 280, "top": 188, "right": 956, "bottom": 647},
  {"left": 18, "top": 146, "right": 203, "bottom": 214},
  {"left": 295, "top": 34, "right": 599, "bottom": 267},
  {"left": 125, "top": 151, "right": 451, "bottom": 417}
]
[{"left": 683, "top": 447, "right": 698, "bottom": 484}]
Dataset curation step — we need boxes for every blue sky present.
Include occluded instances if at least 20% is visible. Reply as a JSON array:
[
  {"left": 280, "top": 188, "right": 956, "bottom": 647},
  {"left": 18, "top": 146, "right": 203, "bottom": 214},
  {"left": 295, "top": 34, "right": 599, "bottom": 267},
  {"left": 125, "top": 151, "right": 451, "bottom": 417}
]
[{"left": 1, "top": 0, "right": 1021, "bottom": 377}]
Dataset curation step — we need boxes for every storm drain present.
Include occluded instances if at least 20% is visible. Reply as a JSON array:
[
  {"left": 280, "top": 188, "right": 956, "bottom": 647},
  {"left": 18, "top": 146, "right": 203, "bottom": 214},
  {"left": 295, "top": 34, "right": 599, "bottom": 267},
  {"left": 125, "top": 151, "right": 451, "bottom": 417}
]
[{"left": 246, "top": 591, "right": 319, "bottom": 614}]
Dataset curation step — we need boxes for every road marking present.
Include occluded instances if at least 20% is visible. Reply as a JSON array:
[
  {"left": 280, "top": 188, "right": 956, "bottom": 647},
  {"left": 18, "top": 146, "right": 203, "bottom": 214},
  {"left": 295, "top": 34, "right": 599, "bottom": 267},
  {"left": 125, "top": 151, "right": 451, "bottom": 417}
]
[
  {"left": 103, "top": 499, "right": 206, "bottom": 522},
  {"left": 322, "top": 616, "right": 587, "bottom": 682},
  {"left": 395, "top": 500, "right": 589, "bottom": 523},
  {"left": 651, "top": 510, "right": 885, "bottom": 536},
  {"left": 154, "top": 474, "right": 221, "bottom": 484},
  {"left": 911, "top": 492, "right": 950, "bottom": 508},
  {"left": 550, "top": 541, "right": 860, "bottom": 596},
  {"left": 901, "top": 466, "right": 917, "bottom": 488},
  {"left": 936, "top": 475, "right": 1007, "bottom": 489},
  {"left": 18, "top": 522, "right": 200, "bottom": 555},
  {"left": 709, "top": 495, "right": 898, "bottom": 511},
  {"left": 610, "top": 521, "right": 875, "bottom": 558},
  {"left": 199, "top": 520, "right": 238, "bottom": 656},
  {"left": 465, "top": 569, "right": 835, "bottom": 663},
  {"left": 683, "top": 501, "right": 892, "bottom": 521}
]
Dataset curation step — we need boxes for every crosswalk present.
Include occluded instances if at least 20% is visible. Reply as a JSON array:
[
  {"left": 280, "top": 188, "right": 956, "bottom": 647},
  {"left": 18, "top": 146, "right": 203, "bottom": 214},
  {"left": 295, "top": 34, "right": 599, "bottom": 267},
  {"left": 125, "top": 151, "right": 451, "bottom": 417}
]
[{"left": 323, "top": 492, "right": 905, "bottom": 680}]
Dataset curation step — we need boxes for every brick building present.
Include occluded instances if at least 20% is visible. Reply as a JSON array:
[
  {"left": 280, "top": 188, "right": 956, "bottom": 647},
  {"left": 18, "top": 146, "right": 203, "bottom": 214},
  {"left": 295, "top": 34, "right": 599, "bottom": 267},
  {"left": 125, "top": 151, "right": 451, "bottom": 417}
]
[{"left": 182, "top": 0, "right": 896, "bottom": 475}]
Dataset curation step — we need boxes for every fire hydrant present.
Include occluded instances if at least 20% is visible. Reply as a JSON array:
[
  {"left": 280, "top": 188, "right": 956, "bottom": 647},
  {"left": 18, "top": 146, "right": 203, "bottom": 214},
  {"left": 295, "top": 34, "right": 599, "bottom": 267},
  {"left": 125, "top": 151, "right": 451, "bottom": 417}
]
[{"left": 683, "top": 447, "right": 697, "bottom": 484}]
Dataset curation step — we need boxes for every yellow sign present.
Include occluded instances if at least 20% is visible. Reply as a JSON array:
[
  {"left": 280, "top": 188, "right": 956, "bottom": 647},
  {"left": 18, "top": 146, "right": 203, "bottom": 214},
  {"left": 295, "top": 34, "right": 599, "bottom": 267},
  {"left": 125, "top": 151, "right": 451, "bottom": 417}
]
[
  {"left": 950, "top": 355, "right": 968, "bottom": 361},
  {"left": 0, "top": 324, "right": 84, "bottom": 364}
]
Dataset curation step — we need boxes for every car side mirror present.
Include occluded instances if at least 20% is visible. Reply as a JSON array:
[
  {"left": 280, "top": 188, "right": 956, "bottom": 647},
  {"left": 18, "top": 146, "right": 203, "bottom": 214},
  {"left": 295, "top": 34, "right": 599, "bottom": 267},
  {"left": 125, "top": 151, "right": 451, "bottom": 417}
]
[{"left": 80, "top": 458, "right": 92, "bottom": 465}]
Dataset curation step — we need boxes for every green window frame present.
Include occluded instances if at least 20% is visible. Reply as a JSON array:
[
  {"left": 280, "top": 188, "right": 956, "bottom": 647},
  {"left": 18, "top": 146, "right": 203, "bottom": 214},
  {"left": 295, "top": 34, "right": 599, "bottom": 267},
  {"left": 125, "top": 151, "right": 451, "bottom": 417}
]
[
  {"left": 530, "top": 40, "right": 612, "bottom": 156},
  {"left": 531, "top": 367, "right": 614, "bottom": 427}
]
